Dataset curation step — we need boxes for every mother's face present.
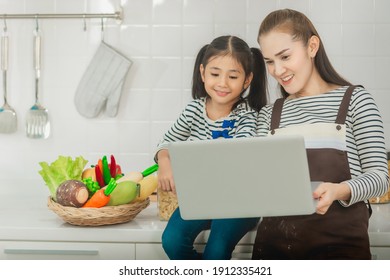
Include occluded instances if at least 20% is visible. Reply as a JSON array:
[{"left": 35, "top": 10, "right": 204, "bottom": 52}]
[{"left": 259, "top": 31, "right": 319, "bottom": 97}]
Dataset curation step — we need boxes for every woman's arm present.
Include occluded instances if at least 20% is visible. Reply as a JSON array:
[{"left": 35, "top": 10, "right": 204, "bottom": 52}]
[{"left": 343, "top": 88, "right": 389, "bottom": 205}]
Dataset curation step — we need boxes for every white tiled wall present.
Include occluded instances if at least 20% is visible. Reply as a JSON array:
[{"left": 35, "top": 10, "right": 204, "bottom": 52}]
[{"left": 0, "top": 0, "right": 389, "bottom": 191}]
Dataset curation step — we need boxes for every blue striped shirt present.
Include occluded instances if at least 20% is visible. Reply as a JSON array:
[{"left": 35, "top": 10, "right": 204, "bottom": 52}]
[{"left": 156, "top": 97, "right": 258, "bottom": 152}]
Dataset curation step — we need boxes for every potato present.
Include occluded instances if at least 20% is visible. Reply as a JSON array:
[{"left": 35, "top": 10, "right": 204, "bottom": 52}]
[
  {"left": 82, "top": 168, "right": 96, "bottom": 181},
  {"left": 56, "top": 180, "right": 89, "bottom": 207}
]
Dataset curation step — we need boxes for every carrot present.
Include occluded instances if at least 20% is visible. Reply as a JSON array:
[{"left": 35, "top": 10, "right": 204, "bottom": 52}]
[{"left": 82, "top": 178, "right": 117, "bottom": 208}]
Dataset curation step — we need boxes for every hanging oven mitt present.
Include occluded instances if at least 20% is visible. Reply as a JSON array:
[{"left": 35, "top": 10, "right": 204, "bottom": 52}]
[{"left": 74, "top": 41, "right": 132, "bottom": 118}]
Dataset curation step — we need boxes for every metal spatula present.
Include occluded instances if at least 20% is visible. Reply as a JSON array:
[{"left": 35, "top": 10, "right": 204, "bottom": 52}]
[
  {"left": 0, "top": 24, "right": 17, "bottom": 134},
  {"left": 26, "top": 24, "right": 50, "bottom": 139}
]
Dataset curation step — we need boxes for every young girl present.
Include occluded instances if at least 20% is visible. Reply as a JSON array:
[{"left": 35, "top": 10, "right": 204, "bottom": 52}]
[
  {"left": 253, "top": 9, "right": 389, "bottom": 259},
  {"left": 155, "top": 35, "right": 268, "bottom": 260}
]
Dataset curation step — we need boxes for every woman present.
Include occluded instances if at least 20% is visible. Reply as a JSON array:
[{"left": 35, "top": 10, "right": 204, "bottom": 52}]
[{"left": 253, "top": 9, "right": 389, "bottom": 259}]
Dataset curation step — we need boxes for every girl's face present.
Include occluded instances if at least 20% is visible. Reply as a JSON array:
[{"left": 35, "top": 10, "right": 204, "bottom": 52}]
[
  {"left": 259, "top": 30, "right": 319, "bottom": 97},
  {"left": 200, "top": 55, "right": 252, "bottom": 108}
]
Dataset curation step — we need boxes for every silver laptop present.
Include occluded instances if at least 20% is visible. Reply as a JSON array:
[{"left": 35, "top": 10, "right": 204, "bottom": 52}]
[{"left": 168, "top": 135, "right": 319, "bottom": 220}]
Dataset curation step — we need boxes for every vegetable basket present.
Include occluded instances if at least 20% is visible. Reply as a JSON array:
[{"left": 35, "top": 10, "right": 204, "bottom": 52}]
[{"left": 47, "top": 197, "right": 150, "bottom": 226}]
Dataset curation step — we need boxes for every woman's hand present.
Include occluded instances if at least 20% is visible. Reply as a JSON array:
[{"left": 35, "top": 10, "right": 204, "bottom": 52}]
[
  {"left": 156, "top": 149, "right": 176, "bottom": 193},
  {"left": 312, "top": 182, "right": 351, "bottom": 215}
]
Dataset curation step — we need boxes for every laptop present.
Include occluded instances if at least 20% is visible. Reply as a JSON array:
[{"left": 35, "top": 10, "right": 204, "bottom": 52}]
[{"left": 167, "top": 135, "right": 319, "bottom": 220}]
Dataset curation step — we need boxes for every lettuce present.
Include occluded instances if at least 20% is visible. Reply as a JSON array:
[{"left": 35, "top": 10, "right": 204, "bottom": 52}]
[{"left": 38, "top": 155, "right": 88, "bottom": 200}]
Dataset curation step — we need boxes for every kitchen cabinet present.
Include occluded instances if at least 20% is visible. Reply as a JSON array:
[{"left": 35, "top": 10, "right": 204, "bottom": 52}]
[
  {"left": 1, "top": 184, "right": 390, "bottom": 260},
  {"left": 370, "top": 247, "right": 390, "bottom": 260}
]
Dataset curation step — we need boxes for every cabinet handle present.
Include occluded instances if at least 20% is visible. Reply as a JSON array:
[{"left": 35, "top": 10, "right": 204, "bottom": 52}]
[{"left": 4, "top": 248, "right": 99, "bottom": 255}]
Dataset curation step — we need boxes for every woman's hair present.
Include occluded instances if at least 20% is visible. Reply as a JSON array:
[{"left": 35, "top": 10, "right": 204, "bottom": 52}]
[
  {"left": 258, "top": 9, "right": 351, "bottom": 98},
  {"left": 192, "top": 35, "right": 268, "bottom": 112}
]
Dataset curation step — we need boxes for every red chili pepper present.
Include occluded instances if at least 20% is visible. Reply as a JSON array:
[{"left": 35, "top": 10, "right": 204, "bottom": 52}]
[
  {"left": 95, "top": 165, "right": 105, "bottom": 187},
  {"left": 110, "top": 155, "right": 117, "bottom": 178}
]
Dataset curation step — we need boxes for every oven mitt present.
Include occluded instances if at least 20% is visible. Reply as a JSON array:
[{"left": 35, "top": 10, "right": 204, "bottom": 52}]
[{"left": 74, "top": 41, "right": 132, "bottom": 118}]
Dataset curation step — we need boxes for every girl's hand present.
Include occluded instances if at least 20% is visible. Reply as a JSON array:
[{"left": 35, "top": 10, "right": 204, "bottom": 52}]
[
  {"left": 312, "top": 182, "right": 351, "bottom": 215},
  {"left": 156, "top": 150, "right": 176, "bottom": 193}
]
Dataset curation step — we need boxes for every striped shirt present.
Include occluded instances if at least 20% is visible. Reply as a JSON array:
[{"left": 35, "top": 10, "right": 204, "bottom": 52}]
[
  {"left": 257, "top": 86, "right": 389, "bottom": 206},
  {"left": 156, "top": 97, "right": 258, "bottom": 152}
]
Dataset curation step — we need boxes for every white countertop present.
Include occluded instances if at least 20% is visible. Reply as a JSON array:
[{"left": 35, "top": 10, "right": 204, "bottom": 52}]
[
  {"left": 0, "top": 179, "right": 389, "bottom": 247},
  {"left": 0, "top": 194, "right": 170, "bottom": 244},
  {"left": 0, "top": 195, "right": 389, "bottom": 246}
]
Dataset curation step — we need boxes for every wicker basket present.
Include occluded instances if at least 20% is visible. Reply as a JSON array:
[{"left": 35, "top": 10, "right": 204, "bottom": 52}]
[{"left": 47, "top": 197, "right": 150, "bottom": 226}]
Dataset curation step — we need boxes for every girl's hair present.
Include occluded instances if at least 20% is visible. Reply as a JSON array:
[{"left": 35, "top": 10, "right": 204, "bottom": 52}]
[
  {"left": 258, "top": 9, "right": 351, "bottom": 98},
  {"left": 192, "top": 35, "right": 268, "bottom": 112}
]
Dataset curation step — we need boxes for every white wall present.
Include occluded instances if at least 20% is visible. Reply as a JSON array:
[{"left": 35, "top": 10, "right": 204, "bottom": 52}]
[{"left": 0, "top": 0, "right": 389, "bottom": 192}]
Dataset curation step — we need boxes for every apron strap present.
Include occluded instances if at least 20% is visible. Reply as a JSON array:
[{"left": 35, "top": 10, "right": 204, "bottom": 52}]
[
  {"left": 335, "top": 85, "right": 363, "bottom": 124},
  {"left": 334, "top": 85, "right": 373, "bottom": 217},
  {"left": 270, "top": 97, "right": 285, "bottom": 134}
]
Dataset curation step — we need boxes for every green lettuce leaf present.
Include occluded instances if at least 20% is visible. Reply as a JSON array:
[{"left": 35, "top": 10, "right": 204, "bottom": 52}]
[{"left": 38, "top": 155, "right": 88, "bottom": 200}]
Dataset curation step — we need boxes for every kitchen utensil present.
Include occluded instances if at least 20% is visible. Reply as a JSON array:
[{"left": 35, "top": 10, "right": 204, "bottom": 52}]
[
  {"left": 26, "top": 25, "right": 50, "bottom": 139},
  {"left": 74, "top": 41, "right": 132, "bottom": 118},
  {"left": 0, "top": 24, "right": 17, "bottom": 134}
]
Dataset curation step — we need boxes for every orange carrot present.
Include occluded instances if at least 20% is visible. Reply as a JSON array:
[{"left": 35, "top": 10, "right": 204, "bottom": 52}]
[{"left": 82, "top": 178, "right": 117, "bottom": 208}]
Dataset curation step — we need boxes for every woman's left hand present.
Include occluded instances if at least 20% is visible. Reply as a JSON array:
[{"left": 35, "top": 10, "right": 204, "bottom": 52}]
[{"left": 312, "top": 182, "right": 351, "bottom": 215}]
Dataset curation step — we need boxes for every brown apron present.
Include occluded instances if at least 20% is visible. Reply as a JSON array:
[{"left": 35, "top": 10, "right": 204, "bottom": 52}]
[{"left": 252, "top": 86, "right": 371, "bottom": 260}]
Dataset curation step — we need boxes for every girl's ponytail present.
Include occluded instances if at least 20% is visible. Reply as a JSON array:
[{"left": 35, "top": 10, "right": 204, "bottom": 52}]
[
  {"left": 246, "top": 48, "right": 268, "bottom": 112},
  {"left": 192, "top": 44, "right": 209, "bottom": 99}
]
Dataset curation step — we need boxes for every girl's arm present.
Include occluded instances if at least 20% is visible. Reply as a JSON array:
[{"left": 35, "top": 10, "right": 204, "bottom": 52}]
[
  {"left": 156, "top": 149, "right": 176, "bottom": 193},
  {"left": 154, "top": 101, "right": 198, "bottom": 192},
  {"left": 155, "top": 101, "right": 198, "bottom": 153},
  {"left": 256, "top": 106, "right": 272, "bottom": 137},
  {"left": 234, "top": 110, "right": 258, "bottom": 138}
]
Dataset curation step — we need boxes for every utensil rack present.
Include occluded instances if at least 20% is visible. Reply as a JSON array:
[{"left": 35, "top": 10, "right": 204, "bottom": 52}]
[{"left": 0, "top": 10, "right": 122, "bottom": 22}]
